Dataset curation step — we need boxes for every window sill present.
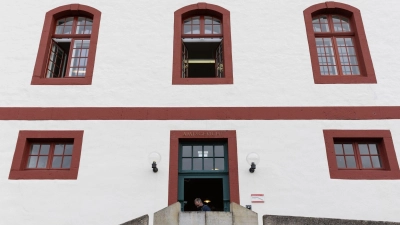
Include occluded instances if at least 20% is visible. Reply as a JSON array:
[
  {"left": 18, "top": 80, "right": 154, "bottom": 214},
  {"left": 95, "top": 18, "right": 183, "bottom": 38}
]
[
  {"left": 172, "top": 77, "right": 233, "bottom": 85},
  {"left": 31, "top": 76, "right": 93, "bottom": 85},
  {"left": 314, "top": 75, "right": 377, "bottom": 84},
  {"left": 330, "top": 169, "right": 400, "bottom": 180},
  {"left": 9, "top": 169, "right": 79, "bottom": 180}
]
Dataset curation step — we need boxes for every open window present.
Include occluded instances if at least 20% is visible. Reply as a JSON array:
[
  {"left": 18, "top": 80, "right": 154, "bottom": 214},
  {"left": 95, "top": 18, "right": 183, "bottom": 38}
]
[
  {"left": 173, "top": 3, "right": 233, "bottom": 85},
  {"left": 181, "top": 16, "right": 223, "bottom": 78},
  {"left": 31, "top": 4, "right": 101, "bottom": 85}
]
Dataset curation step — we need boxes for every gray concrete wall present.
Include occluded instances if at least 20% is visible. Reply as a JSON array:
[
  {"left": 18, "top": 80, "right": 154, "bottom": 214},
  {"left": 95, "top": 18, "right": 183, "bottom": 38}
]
[
  {"left": 263, "top": 215, "right": 400, "bottom": 225},
  {"left": 154, "top": 202, "right": 181, "bottom": 225},
  {"left": 120, "top": 215, "right": 149, "bottom": 225},
  {"left": 231, "top": 202, "right": 258, "bottom": 225},
  {"left": 179, "top": 212, "right": 206, "bottom": 225},
  {"left": 206, "top": 212, "right": 233, "bottom": 225}
]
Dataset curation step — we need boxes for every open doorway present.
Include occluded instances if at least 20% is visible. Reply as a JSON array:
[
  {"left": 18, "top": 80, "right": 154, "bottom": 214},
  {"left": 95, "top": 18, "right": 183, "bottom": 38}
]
[{"left": 183, "top": 178, "right": 223, "bottom": 211}]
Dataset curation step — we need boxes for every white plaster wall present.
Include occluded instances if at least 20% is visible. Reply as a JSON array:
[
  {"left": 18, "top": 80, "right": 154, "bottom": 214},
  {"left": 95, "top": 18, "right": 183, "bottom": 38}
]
[
  {"left": 0, "top": 0, "right": 399, "bottom": 107},
  {"left": 0, "top": 120, "right": 400, "bottom": 225}
]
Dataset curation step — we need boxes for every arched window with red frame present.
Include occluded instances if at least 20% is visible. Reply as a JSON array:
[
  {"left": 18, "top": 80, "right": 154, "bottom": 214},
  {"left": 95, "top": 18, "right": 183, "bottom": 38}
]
[
  {"left": 173, "top": 3, "right": 233, "bottom": 85},
  {"left": 31, "top": 4, "right": 101, "bottom": 85},
  {"left": 304, "top": 2, "right": 376, "bottom": 84}
]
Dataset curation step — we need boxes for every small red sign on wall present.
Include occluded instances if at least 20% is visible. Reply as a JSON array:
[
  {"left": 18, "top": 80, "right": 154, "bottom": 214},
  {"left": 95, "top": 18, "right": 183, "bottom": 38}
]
[{"left": 251, "top": 194, "right": 264, "bottom": 203}]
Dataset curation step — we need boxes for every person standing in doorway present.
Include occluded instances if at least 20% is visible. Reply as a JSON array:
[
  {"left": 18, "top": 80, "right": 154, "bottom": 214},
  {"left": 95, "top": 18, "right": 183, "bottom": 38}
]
[{"left": 194, "top": 198, "right": 211, "bottom": 211}]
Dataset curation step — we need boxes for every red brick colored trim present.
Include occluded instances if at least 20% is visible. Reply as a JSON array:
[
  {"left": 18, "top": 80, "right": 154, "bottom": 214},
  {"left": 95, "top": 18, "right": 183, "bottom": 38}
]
[
  {"left": 304, "top": 2, "right": 376, "bottom": 84},
  {"left": 172, "top": 3, "right": 233, "bottom": 85},
  {"left": 168, "top": 130, "right": 239, "bottom": 205},
  {"left": 2, "top": 107, "right": 400, "bottom": 120},
  {"left": 31, "top": 4, "right": 101, "bottom": 85},
  {"left": 323, "top": 130, "right": 400, "bottom": 179},
  {"left": 9, "top": 130, "right": 84, "bottom": 179}
]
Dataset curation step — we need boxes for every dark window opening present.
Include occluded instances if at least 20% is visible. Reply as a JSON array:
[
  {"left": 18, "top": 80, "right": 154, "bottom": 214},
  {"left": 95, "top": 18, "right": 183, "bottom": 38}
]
[
  {"left": 182, "top": 40, "right": 223, "bottom": 78},
  {"left": 183, "top": 178, "right": 224, "bottom": 211}
]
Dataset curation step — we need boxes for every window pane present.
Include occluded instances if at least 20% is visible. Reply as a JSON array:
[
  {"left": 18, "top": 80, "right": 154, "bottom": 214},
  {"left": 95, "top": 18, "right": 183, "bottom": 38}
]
[
  {"left": 30, "top": 144, "right": 40, "bottom": 154},
  {"left": 213, "top": 25, "right": 221, "bottom": 34},
  {"left": 63, "top": 26, "right": 72, "bottom": 34},
  {"left": 204, "top": 158, "right": 213, "bottom": 170},
  {"left": 361, "top": 156, "right": 372, "bottom": 168},
  {"left": 76, "top": 26, "right": 84, "bottom": 34},
  {"left": 321, "top": 24, "right": 329, "bottom": 32},
  {"left": 52, "top": 156, "right": 62, "bottom": 168},
  {"left": 65, "top": 17, "right": 74, "bottom": 25},
  {"left": 182, "top": 158, "right": 191, "bottom": 170},
  {"left": 205, "top": 25, "right": 212, "bottom": 34},
  {"left": 313, "top": 24, "right": 321, "bottom": 32},
  {"left": 62, "top": 156, "right": 72, "bottom": 168},
  {"left": 369, "top": 144, "right": 378, "bottom": 154},
  {"left": 27, "top": 156, "right": 38, "bottom": 168},
  {"left": 65, "top": 144, "right": 73, "bottom": 155},
  {"left": 193, "top": 146, "right": 202, "bottom": 157},
  {"left": 345, "top": 156, "right": 356, "bottom": 168},
  {"left": 70, "top": 57, "right": 80, "bottom": 67},
  {"left": 214, "top": 145, "right": 224, "bottom": 157},
  {"left": 342, "top": 66, "right": 351, "bottom": 75},
  {"left": 54, "top": 144, "right": 64, "bottom": 155},
  {"left": 40, "top": 145, "right": 50, "bottom": 155},
  {"left": 83, "top": 26, "right": 92, "bottom": 34},
  {"left": 204, "top": 146, "right": 213, "bottom": 157},
  {"left": 77, "top": 17, "right": 85, "bottom": 25},
  {"left": 336, "top": 38, "right": 345, "bottom": 46},
  {"left": 193, "top": 158, "right": 202, "bottom": 170},
  {"left": 55, "top": 26, "right": 64, "bottom": 34},
  {"left": 79, "top": 58, "right": 88, "bottom": 67},
  {"left": 37, "top": 156, "right": 48, "bottom": 168},
  {"left": 215, "top": 158, "right": 224, "bottom": 170},
  {"left": 184, "top": 25, "right": 191, "bottom": 34},
  {"left": 182, "top": 146, "right": 192, "bottom": 157},
  {"left": 192, "top": 25, "right": 200, "bottom": 34},
  {"left": 72, "top": 49, "right": 81, "bottom": 57},
  {"left": 371, "top": 156, "right": 381, "bottom": 168},
  {"left": 82, "top": 40, "right": 90, "bottom": 48},
  {"left": 192, "top": 16, "right": 200, "bottom": 24},
  {"left": 213, "top": 18, "right": 221, "bottom": 24},
  {"left": 351, "top": 66, "right": 360, "bottom": 75},
  {"left": 336, "top": 156, "right": 346, "bottom": 168},
  {"left": 343, "top": 144, "right": 354, "bottom": 154},
  {"left": 358, "top": 144, "right": 369, "bottom": 155},
  {"left": 334, "top": 144, "right": 343, "bottom": 155},
  {"left": 77, "top": 68, "right": 86, "bottom": 77},
  {"left": 205, "top": 16, "right": 212, "bottom": 24},
  {"left": 81, "top": 49, "right": 89, "bottom": 57}
]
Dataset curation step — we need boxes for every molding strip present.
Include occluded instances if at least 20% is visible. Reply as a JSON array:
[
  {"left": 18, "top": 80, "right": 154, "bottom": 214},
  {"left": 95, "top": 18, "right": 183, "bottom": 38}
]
[{"left": 0, "top": 107, "right": 400, "bottom": 120}]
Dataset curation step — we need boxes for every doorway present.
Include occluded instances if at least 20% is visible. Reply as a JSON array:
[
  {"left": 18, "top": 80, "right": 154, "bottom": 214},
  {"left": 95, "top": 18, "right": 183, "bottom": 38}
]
[
  {"left": 178, "top": 141, "right": 230, "bottom": 211},
  {"left": 183, "top": 178, "right": 223, "bottom": 211}
]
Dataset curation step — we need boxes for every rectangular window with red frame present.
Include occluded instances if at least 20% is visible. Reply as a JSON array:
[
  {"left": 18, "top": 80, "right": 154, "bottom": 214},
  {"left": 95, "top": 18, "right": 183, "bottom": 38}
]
[
  {"left": 9, "top": 130, "right": 83, "bottom": 180},
  {"left": 323, "top": 130, "right": 400, "bottom": 179}
]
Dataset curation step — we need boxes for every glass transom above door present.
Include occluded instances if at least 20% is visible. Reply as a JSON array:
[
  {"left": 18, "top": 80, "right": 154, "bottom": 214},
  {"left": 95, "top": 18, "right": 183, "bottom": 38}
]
[{"left": 180, "top": 143, "right": 227, "bottom": 172}]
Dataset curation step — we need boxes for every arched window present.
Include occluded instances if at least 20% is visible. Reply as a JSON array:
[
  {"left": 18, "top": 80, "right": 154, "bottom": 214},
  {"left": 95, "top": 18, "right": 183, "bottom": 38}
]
[
  {"left": 304, "top": 2, "right": 376, "bottom": 84},
  {"left": 173, "top": 3, "right": 233, "bottom": 85},
  {"left": 31, "top": 4, "right": 101, "bottom": 85}
]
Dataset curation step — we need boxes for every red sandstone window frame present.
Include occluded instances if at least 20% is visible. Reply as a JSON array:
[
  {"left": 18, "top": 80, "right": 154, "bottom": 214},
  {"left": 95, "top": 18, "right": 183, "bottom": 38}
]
[
  {"left": 9, "top": 130, "right": 84, "bottom": 179},
  {"left": 168, "top": 130, "right": 239, "bottom": 205},
  {"left": 304, "top": 2, "right": 376, "bottom": 84},
  {"left": 31, "top": 4, "right": 101, "bottom": 85},
  {"left": 172, "top": 3, "right": 233, "bottom": 85},
  {"left": 323, "top": 130, "right": 400, "bottom": 179}
]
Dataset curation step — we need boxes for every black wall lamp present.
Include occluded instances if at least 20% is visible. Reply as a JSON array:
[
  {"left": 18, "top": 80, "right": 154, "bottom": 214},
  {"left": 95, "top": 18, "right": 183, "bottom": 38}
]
[
  {"left": 246, "top": 153, "right": 260, "bottom": 173},
  {"left": 148, "top": 152, "right": 161, "bottom": 173}
]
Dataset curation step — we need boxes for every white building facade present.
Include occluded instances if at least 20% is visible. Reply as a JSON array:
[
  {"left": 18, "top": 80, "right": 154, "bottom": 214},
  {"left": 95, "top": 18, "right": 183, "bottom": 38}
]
[{"left": 1, "top": 0, "right": 400, "bottom": 224}]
